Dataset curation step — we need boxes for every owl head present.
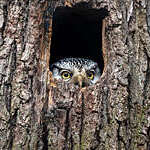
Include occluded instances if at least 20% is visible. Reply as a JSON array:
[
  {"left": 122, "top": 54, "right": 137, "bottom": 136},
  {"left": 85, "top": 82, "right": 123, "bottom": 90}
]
[{"left": 50, "top": 58, "right": 101, "bottom": 88}]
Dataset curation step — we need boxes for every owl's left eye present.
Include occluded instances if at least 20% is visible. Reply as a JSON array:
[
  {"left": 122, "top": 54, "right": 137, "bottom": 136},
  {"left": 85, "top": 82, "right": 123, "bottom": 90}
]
[
  {"left": 87, "top": 71, "right": 94, "bottom": 80},
  {"left": 61, "top": 71, "right": 72, "bottom": 80}
]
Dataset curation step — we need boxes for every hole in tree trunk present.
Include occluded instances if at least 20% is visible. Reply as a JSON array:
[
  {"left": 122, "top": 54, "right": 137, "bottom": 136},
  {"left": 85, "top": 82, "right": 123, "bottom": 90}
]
[{"left": 49, "top": 3, "right": 108, "bottom": 75}]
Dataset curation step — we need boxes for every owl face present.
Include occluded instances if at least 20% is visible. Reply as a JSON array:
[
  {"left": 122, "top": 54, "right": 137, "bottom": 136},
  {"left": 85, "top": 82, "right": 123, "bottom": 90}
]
[{"left": 50, "top": 58, "right": 101, "bottom": 88}]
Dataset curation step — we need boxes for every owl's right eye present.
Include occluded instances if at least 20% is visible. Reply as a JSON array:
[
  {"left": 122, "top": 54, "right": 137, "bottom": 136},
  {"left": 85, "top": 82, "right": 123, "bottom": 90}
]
[{"left": 61, "top": 71, "right": 72, "bottom": 80}]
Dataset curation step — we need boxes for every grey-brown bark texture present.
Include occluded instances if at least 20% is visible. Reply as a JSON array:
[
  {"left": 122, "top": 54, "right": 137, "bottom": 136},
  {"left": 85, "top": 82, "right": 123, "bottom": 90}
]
[{"left": 0, "top": 0, "right": 150, "bottom": 149}]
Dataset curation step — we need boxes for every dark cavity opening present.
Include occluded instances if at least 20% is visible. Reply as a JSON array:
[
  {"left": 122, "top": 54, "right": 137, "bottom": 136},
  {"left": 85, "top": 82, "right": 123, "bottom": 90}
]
[{"left": 50, "top": 3, "right": 108, "bottom": 73}]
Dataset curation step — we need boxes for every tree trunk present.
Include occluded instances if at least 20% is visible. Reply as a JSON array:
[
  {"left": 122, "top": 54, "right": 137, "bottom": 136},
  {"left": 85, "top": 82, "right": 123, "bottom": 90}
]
[{"left": 0, "top": 0, "right": 150, "bottom": 150}]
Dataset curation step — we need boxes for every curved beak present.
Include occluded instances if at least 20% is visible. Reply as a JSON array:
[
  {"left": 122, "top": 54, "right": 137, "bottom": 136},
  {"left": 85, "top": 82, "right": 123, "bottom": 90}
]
[{"left": 72, "top": 74, "right": 88, "bottom": 88}]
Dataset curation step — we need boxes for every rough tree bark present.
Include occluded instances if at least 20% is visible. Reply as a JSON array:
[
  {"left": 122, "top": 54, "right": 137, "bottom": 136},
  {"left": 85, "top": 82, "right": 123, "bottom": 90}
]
[{"left": 0, "top": 0, "right": 150, "bottom": 150}]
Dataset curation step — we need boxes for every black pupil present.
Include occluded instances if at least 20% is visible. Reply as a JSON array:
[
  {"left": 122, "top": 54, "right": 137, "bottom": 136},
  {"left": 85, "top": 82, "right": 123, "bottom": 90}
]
[
  {"left": 64, "top": 72, "right": 69, "bottom": 77},
  {"left": 88, "top": 72, "right": 93, "bottom": 77}
]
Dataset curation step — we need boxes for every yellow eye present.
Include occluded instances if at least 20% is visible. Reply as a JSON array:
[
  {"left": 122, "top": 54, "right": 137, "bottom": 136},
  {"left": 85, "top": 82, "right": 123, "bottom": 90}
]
[
  {"left": 87, "top": 71, "right": 94, "bottom": 80},
  {"left": 61, "top": 71, "right": 72, "bottom": 80}
]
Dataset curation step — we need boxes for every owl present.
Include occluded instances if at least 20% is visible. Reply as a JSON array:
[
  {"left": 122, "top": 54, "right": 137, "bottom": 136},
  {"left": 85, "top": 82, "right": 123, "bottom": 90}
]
[{"left": 50, "top": 58, "right": 101, "bottom": 88}]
